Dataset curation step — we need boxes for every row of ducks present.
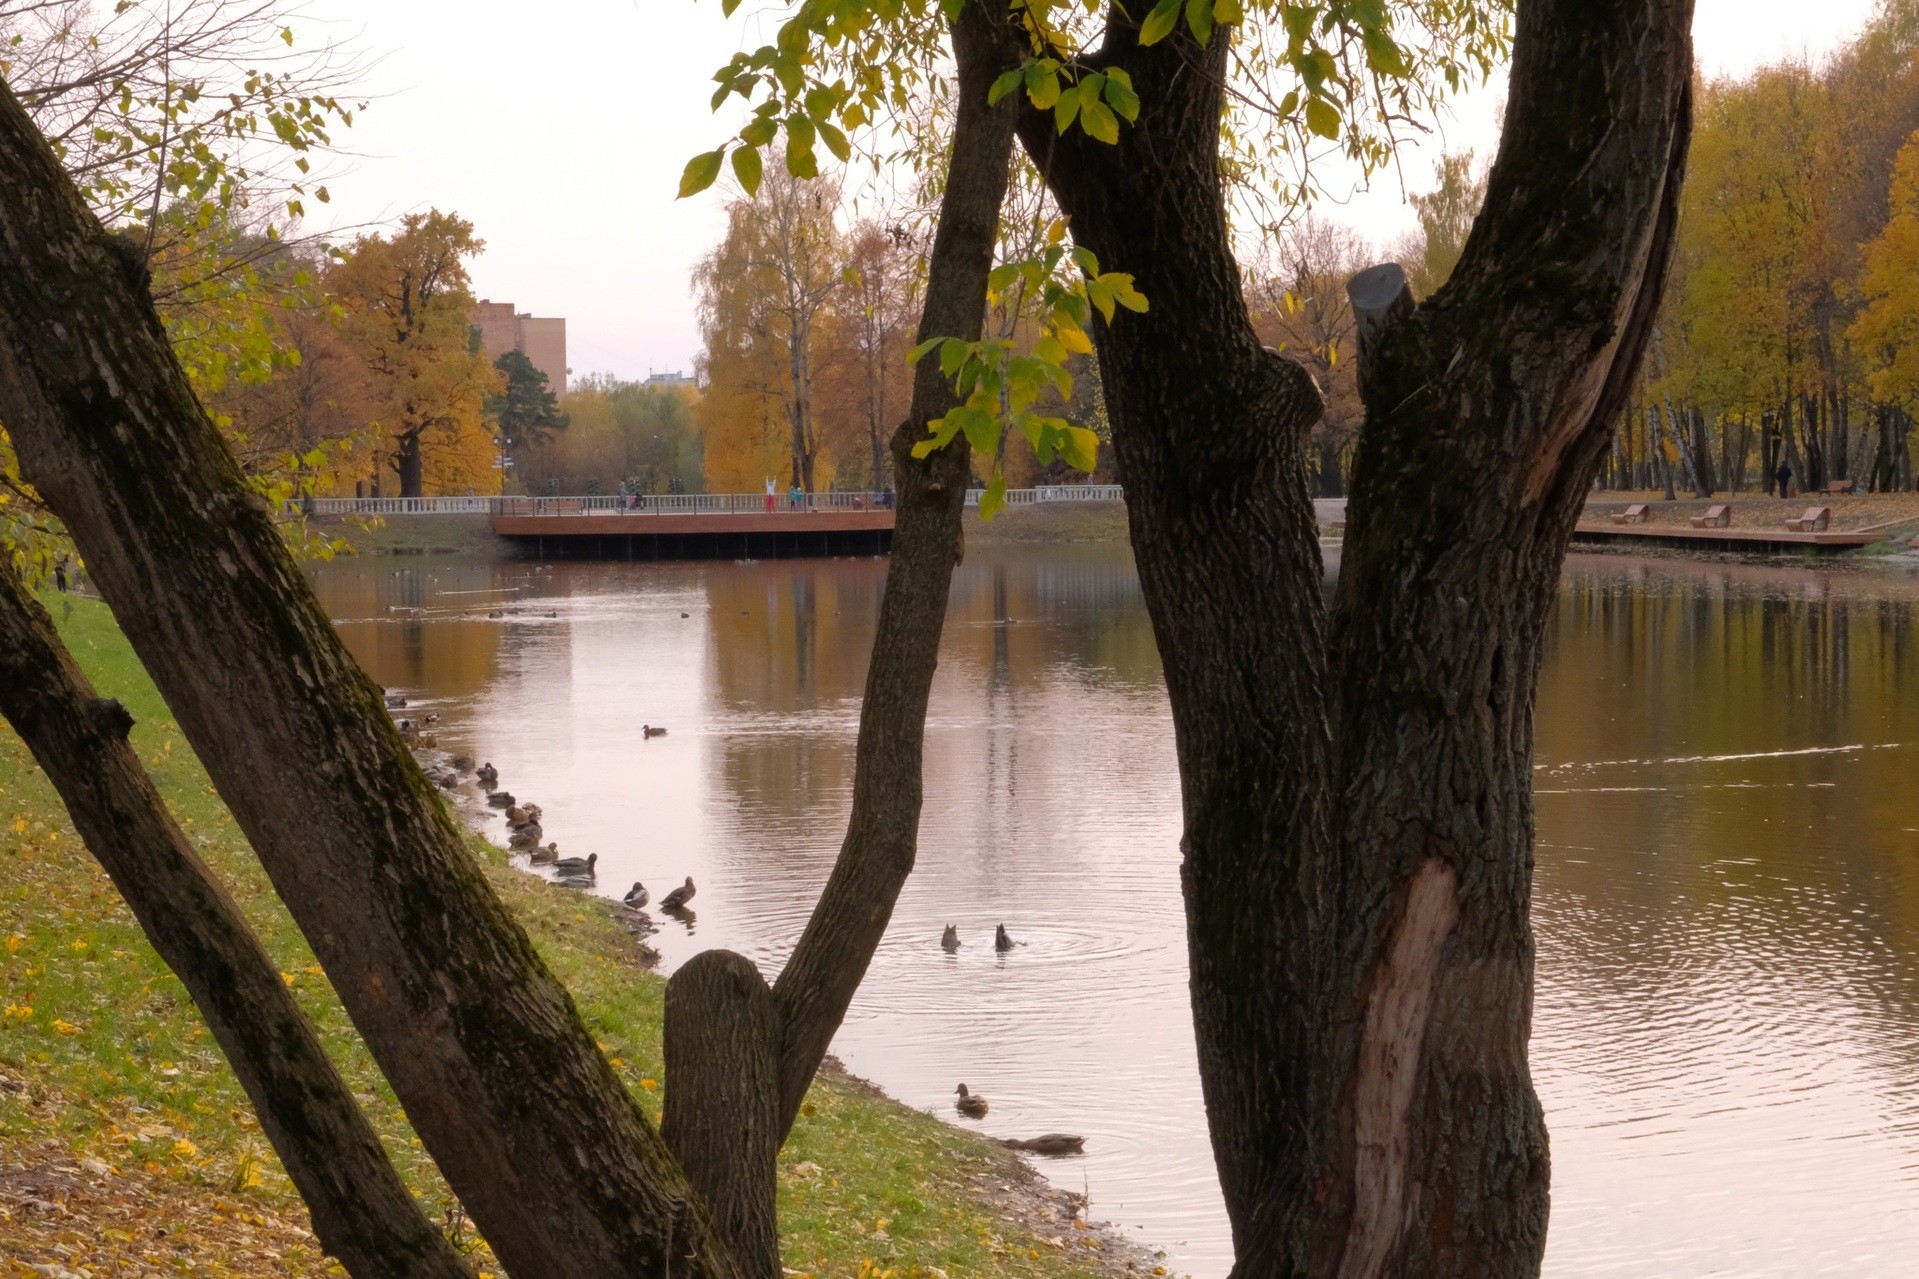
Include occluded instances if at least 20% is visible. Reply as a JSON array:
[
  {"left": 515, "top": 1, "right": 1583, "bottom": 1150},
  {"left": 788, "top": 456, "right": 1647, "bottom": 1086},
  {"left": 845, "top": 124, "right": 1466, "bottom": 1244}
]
[{"left": 941, "top": 924, "right": 1021, "bottom": 953}]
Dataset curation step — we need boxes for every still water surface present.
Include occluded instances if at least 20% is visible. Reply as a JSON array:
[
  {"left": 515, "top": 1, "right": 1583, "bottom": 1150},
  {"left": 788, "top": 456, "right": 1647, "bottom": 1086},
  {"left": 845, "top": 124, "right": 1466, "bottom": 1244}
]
[{"left": 311, "top": 548, "right": 1919, "bottom": 1278}]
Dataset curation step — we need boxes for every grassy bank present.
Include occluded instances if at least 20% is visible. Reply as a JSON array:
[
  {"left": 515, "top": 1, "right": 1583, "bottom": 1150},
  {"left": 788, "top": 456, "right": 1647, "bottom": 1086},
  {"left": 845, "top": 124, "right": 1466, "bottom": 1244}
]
[
  {"left": 0, "top": 595, "right": 1154, "bottom": 1277},
  {"left": 964, "top": 502, "right": 1129, "bottom": 545},
  {"left": 304, "top": 513, "right": 508, "bottom": 558}
]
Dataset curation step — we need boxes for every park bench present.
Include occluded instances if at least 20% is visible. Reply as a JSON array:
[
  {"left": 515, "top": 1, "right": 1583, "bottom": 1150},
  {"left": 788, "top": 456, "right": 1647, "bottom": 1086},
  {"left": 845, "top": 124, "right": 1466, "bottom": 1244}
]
[
  {"left": 1689, "top": 504, "right": 1731, "bottom": 529},
  {"left": 1824, "top": 480, "right": 1855, "bottom": 495},
  {"left": 1785, "top": 506, "right": 1831, "bottom": 532},
  {"left": 1611, "top": 503, "right": 1652, "bottom": 525}
]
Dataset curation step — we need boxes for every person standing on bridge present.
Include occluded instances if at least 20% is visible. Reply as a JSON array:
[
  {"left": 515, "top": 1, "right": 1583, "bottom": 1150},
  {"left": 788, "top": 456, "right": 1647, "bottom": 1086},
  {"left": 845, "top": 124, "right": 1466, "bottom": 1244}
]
[
  {"left": 764, "top": 476, "right": 776, "bottom": 513},
  {"left": 788, "top": 481, "right": 803, "bottom": 512}
]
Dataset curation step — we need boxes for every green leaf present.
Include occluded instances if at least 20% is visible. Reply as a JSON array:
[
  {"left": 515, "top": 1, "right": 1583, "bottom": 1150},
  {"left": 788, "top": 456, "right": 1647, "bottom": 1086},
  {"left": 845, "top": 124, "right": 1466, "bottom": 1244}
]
[
  {"left": 1304, "top": 97, "right": 1341, "bottom": 140},
  {"left": 1054, "top": 84, "right": 1081, "bottom": 133},
  {"left": 1028, "top": 68, "right": 1062, "bottom": 110},
  {"left": 1079, "top": 96, "right": 1120, "bottom": 144},
  {"left": 679, "top": 149, "right": 725, "bottom": 198},
  {"left": 785, "top": 114, "right": 818, "bottom": 177},
  {"left": 1060, "top": 426, "right": 1100, "bottom": 473},
  {"left": 818, "top": 120, "right": 851, "bottom": 163},
  {"left": 938, "top": 337, "right": 970, "bottom": 377},
  {"left": 1104, "top": 272, "right": 1149, "bottom": 313},
  {"left": 1139, "top": 0, "right": 1181, "bottom": 45},
  {"left": 731, "top": 145, "right": 763, "bottom": 195},
  {"left": 740, "top": 115, "right": 777, "bottom": 147},
  {"left": 987, "top": 262, "right": 1022, "bottom": 294},
  {"left": 979, "top": 470, "right": 1008, "bottom": 520},
  {"left": 1185, "top": 0, "right": 1214, "bottom": 44},
  {"left": 907, "top": 336, "right": 945, "bottom": 365},
  {"left": 1103, "top": 75, "right": 1141, "bottom": 122},
  {"left": 988, "top": 67, "right": 1023, "bottom": 106},
  {"left": 1213, "top": 0, "right": 1244, "bottom": 23}
]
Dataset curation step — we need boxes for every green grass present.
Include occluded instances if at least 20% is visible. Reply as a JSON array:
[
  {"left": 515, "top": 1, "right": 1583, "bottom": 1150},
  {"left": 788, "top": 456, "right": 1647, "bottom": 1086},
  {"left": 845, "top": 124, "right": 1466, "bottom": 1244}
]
[{"left": 0, "top": 594, "right": 1139, "bottom": 1279}]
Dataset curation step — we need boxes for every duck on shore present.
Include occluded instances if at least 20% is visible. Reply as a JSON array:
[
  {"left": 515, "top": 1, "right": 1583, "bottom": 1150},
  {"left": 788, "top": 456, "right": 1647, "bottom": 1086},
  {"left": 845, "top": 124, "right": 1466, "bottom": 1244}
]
[
  {"left": 623, "top": 882, "right": 650, "bottom": 909},
  {"left": 660, "top": 876, "right": 696, "bottom": 911},
  {"left": 955, "top": 1084, "right": 988, "bottom": 1119},
  {"left": 552, "top": 852, "right": 597, "bottom": 877},
  {"left": 940, "top": 925, "right": 960, "bottom": 953}
]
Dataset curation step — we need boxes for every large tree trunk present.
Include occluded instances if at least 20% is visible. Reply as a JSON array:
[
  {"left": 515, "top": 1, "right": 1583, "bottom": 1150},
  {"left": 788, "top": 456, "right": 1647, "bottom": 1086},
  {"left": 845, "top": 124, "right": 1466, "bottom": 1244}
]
[
  {"left": 1017, "top": 1, "right": 1692, "bottom": 1274},
  {"left": 656, "top": 4, "right": 1018, "bottom": 1271},
  {"left": 0, "top": 563, "right": 473, "bottom": 1279},
  {"left": 394, "top": 430, "right": 425, "bottom": 498},
  {"left": 0, "top": 79, "right": 736, "bottom": 1279}
]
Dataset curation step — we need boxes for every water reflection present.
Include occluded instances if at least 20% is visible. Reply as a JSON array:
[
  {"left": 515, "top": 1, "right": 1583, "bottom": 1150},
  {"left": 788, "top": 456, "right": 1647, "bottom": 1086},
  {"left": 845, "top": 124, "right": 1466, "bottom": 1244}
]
[{"left": 312, "top": 549, "right": 1919, "bottom": 1278}]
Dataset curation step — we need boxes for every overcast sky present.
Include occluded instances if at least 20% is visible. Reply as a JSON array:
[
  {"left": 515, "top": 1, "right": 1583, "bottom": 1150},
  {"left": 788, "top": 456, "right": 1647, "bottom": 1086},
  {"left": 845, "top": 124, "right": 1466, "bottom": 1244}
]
[{"left": 310, "top": 0, "right": 1884, "bottom": 384}]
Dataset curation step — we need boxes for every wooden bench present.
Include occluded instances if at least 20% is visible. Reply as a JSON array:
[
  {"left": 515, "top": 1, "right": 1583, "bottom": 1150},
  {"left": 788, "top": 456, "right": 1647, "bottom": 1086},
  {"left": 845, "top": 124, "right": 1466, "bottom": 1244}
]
[
  {"left": 1784, "top": 506, "right": 1831, "bottom": 532},
  {"left": 1825, "top": 480, "right": 1855, "bottom": 495},
  {"left": 1689, "top": 505, "right": 1731, "bottom": 529},
  {"left": 1611, "top": 503, "right": 1652, "bottom": 525}
]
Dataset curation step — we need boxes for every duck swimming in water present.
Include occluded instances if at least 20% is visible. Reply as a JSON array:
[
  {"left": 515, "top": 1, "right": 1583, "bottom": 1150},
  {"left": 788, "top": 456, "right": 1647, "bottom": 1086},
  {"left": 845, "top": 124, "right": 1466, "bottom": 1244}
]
[
  {"left": 623, "top": 881, "right": 650, "bottom": 909},
  {"left": 551, "top": 852, "right": 597, "bottom": 877},
  {"left": 642, "top": 725, "right": 668, "bottom": 739},
  {"left": 955, "top": 1084, "right": 988, "bottom": 1119},
  {"left": 477, "top": 762, "right": 499, "bottom": 790},
  {"left": 660, "top": 876, "right": 696, "bottom": 910},
  {"left": 994, "top": 924, "right": 1016, "bottom": 953},
  {"left": 996, "top": 1134, "right": 1085, "bottom": 1157},
  {"left": 940, "top": 925, "right": 960, "bottom": 953}
]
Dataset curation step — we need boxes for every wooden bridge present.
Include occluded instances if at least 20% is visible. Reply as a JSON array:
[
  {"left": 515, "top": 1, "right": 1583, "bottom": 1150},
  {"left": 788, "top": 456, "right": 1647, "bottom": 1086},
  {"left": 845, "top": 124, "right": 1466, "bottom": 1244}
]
[{"left": 294, "top": 487, "right": 1127, "bottom": 560}]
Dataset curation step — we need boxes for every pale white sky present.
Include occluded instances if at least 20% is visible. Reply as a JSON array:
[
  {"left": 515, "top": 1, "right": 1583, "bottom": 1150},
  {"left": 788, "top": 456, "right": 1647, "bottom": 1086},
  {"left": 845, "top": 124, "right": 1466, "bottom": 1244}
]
[{"left": 311, "top": 0, "right": 1882, "bottom": 383}]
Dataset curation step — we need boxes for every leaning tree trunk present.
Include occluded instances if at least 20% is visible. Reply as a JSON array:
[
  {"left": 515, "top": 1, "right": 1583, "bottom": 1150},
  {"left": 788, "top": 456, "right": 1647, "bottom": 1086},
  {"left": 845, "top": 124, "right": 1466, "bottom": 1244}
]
[
  {"left": 0, "top": 79, "right": 736, "bottom": 1279},
  {"left": 0, "top": 562, "right": 473, "bottom": 1279},
  {"left": 1016, "top": 1, "right": 1693, "bottom": 1275},
  {"left": 658, "top": 5, "right": 1019, "bottom": 1274}
]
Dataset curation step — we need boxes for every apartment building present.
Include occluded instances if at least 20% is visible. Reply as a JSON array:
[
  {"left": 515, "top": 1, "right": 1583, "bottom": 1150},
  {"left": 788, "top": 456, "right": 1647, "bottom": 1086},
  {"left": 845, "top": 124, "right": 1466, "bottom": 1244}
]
[{"left": 472, "top": 300, "right": 567, "bottom": 396}]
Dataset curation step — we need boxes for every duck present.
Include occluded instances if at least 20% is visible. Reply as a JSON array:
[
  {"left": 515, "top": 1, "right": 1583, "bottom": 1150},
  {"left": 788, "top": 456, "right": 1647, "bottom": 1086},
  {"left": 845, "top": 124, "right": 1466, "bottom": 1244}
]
[
  {"left": 623, "top": 882, "right": 650, "bottom": 909},
  {"left": 996, "top": 1134, "right": 1085, "bottom": 1157},
  {"left": 994, "top": 924, "right": 1016, "bottom": 953},
  {"left": 451, "top": 754, "right": 475, "bottom": 772},
  {"left": 505, "top": 805, "right": 530, "bottom": 827},
  {"left": 660, "top": 876, "right": 697, "bottom": 910},
  {"left": 384, "top": 693, "right": 407, "bottom": 709},
  {"left": 680, "top": 611, "right": 690, "bottom": 619},
  {"left": 477, "top": 762, "right": 499, "bottom": 790},
  {"left": 487, "top": 791, "right": 516, "bottom": 809},
  {"left": 530, "top": 842, "right": 559, "bottom": 864},
  {"left": 642, "top": 725, "right": 668, "bottom": 739},
  {"left": 552, "top": 852, "right": 597, "bottom": 877},
  {"left": 487, "top": 610, "right": 504, "bottom": 619},
  {"left": 508, "top": 823, "right": 544, "bottom": 847},
  {"left": 940, "top": 925, "right": 961, "bottom": 953},
  {"left": 955, "top": 1084, "right": 988, "bottom": 1119}
]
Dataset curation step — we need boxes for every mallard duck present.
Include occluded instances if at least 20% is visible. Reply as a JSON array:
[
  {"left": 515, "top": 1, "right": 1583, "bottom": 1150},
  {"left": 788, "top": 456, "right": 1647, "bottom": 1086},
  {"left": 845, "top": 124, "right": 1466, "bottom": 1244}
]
[
  {"left": 660, "top": 876, "right": 696, "bottom": 910},
  {"left": 940, "top": 925, "right": 960, "bottom": 953},
  {"left": 996, "top": 1134, "right": 1085, "bottom": 1157},
  {"left": 505, "top": 805, "right": 529, "bottom": 827},
  {"left": 623, "top": 882, "right": 650, "bottom": 909},
  {"left": 508, "top": 823, "right": 543, "bottom": 846},
  {"left": 955, "top": 1084, "right": 988, "bottom": 1119},
  {"left": 530, "top": 842, "right": 559, "bottom": 864},
  {"left": 487, "top": 791, "right": 515, "bottom": 809},
  {"left": 994, "top": 924, "right": 1016, "bottom": 953},
  {"left": 552, "top": 852, "right": 597, "bottom": 876},
  {"left": 477, "top": 763, "right": 499, "bottom": 790},
  {"left": 642, "top": 725, "right": 668, "bottom": 739}
]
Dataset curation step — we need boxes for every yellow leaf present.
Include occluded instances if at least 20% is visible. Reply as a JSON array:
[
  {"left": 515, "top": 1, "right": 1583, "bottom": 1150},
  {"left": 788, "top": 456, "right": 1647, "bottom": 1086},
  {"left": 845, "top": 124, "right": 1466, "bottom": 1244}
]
[{"left": 640, "top": 1077, "right": 659, "bottom": 1091}]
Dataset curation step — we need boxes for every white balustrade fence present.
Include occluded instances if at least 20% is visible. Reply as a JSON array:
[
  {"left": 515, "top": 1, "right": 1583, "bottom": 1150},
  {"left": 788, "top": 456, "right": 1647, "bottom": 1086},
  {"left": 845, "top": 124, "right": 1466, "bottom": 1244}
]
[{"left": 289, "top": 486, "right": 1127, "bottom": 517}]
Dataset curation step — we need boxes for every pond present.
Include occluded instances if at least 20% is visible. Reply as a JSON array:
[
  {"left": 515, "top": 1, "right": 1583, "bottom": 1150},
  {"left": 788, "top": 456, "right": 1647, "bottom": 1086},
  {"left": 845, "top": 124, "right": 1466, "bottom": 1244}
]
[{"left": 310, "top": 546, "right": 1919, "bottom": 1278}]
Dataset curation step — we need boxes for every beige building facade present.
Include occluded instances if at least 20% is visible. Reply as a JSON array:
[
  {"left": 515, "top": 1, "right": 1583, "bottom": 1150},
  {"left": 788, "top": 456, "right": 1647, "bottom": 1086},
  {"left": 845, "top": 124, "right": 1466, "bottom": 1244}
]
[{"left": 472, "top": 300, "right": 567, "bottom": 396}]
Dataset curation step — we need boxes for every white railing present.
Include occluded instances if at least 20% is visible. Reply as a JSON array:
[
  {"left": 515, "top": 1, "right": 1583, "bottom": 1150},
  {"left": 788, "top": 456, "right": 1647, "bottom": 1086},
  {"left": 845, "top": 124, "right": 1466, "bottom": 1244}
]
[{"left": 290, "top": 485, "right": 1127, "bottom": 517}]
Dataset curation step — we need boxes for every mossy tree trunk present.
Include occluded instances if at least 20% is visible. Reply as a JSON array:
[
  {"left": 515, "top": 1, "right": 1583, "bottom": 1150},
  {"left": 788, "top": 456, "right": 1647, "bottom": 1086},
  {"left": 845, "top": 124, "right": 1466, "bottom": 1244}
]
[
  {"left": 0, "top": 78, "right": 737, "bottom": 1279},
  {"left": 1014, "top": 1, "right": 1694, "bottom": 1275},
  {"left": 658, "top": 5, "right": 1019, "bottom": 1271},
  {"left": 0, "top": 562, "right": 474, "bottom": 1279}
]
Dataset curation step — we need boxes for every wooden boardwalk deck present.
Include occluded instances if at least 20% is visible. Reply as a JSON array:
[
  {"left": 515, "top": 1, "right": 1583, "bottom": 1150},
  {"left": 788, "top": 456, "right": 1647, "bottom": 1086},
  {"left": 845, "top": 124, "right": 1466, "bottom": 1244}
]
[{"left": 1570, "top": 520, "right": 1900, "bottom": 553}]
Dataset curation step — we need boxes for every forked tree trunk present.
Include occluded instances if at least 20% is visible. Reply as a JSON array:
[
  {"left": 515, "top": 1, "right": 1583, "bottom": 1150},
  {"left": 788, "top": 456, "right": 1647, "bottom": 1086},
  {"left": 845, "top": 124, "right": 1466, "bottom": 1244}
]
[
  {"left": 1015, "top": 1, "right": 1693, "bottom": 1274},
  {"left": 657, "top": 8, "right": 1019, "bottom": 1268},
  {"left": 0, "top": 563, "right": 473, "bottom": 1279},
  {"left": 0, "top": 80, "right": 735, "bottom": 1279}
]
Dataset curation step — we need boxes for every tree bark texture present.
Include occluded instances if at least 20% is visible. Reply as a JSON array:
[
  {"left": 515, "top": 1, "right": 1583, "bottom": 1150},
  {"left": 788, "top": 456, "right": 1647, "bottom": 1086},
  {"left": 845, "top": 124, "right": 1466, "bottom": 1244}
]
[
  {"left": 1017, "top": 2, "right": 1693, "bottom": 1275},
  {"left": 0, "top": 79, "right": 735, "bottom": 1279},
  {"left": 0, "top": 562, "right": 474, "bottom": 1279},
  {"left": 663, "top": 953, "right": 782, "bottom": 1279},
  {"left": 767, "top": 0, "right": 1018, "bottom": 1131}
]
